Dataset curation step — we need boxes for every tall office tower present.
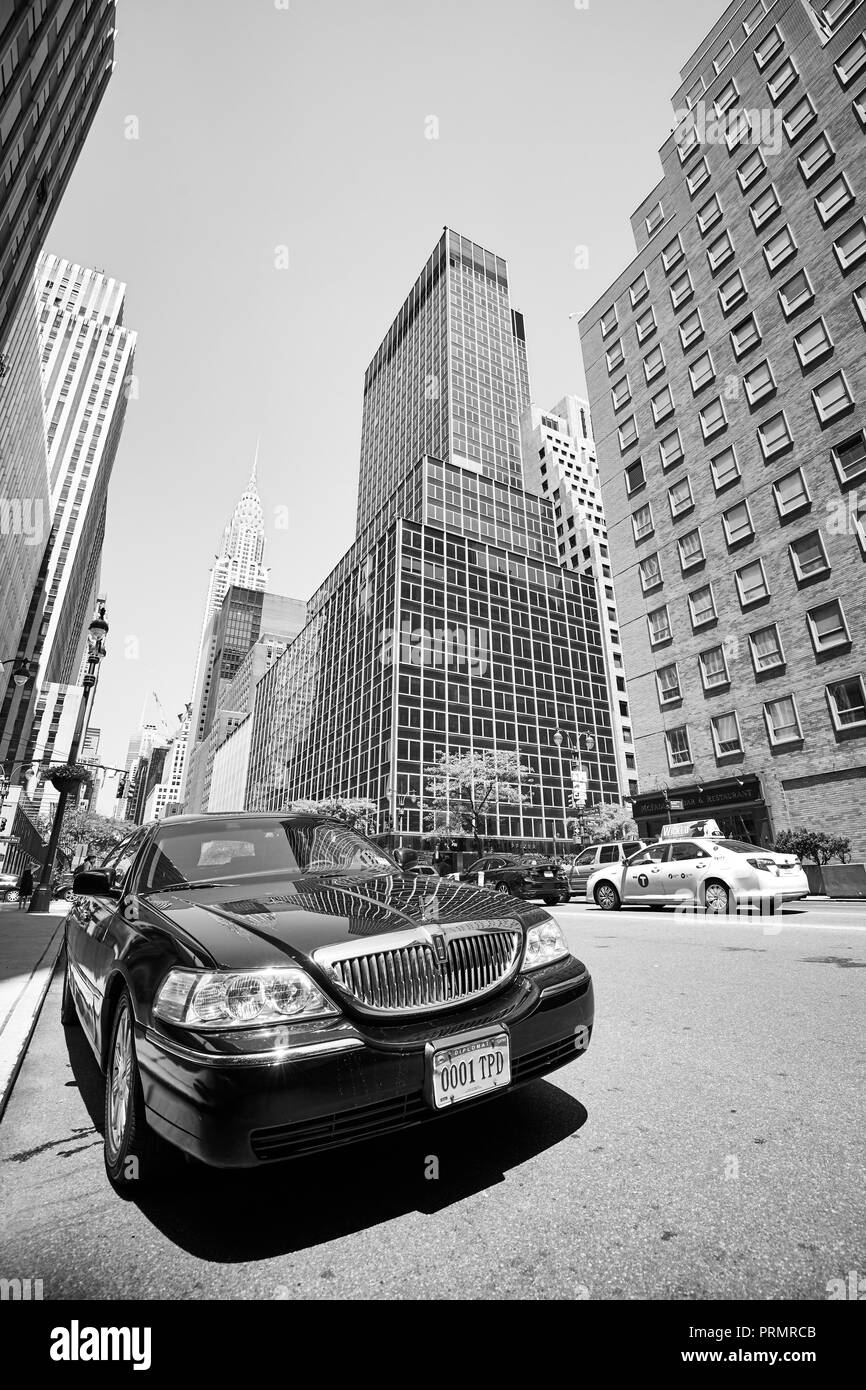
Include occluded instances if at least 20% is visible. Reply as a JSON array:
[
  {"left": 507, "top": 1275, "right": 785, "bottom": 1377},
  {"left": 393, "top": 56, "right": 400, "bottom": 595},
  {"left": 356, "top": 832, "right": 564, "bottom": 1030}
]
[
  {"left": 0, "top": 0, "right": 118, "bottom": 356},
  {"left": 521, "top": 395, "right": 636, "bottom": 801},
  {"left": 0, "top": 255, "right": 136, "bottom": 804},
  {"left": 246, "top": 229, "right": 623, "bottom": 848},
  {"left": 356, "top": 228, "right": 531, "bottom": 534},
  {"left": 0, "top": 275, "right": 50, "bottom": 702},
  {"left": 188, "top": 458, "right": 268, "bottom": 749},
  {"left": 199, "top": 634, "right": 292, "bottom": 814},
  {"left": 142, "top": 711, "right": 190, "bottom": 823},
  {"left": 183, "top": 589, "right": 306, "bottom": 813},
  {"left": 578, "top": 0, "right": 866, "bottom": 853},
  {"left": 117, "top": 712, "right": 161, "bottom": 822}
]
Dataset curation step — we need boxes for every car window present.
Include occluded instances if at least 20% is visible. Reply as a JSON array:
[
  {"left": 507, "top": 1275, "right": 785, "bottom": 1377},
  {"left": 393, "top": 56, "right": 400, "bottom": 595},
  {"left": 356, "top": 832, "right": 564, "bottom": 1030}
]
[
  {"left": 623, "top": 842, "right": 642, "bottom": 857},
  {"left": 575, "top": 848, "right": 597, "bottom": 865},
  {"left": 647, "top": 844, "right": 670, "bottom": 863},
  {"left": 714, "top": 839, "right": 761, "bottom": 854},
  {"left": 669, "top": 841, "right": 711, "bottom": 861},
  {"left": 598, "top": 845, "right": 619, "bottom": 863},
  {"left": 137, "top": 818, "right": 394, "bottom": 889},
  {"left": 104, "top": 831, "right": 148, "bottom": 888}
]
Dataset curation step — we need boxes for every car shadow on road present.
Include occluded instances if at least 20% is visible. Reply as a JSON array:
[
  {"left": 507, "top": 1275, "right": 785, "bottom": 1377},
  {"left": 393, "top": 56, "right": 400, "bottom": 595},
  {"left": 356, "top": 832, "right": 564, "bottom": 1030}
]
[
  {"left": 63, "top": 1023, "right": 588, "bottom": 1259},
  {"left": 139, "top": 1083, "right": 589, "bottom": 1261}
]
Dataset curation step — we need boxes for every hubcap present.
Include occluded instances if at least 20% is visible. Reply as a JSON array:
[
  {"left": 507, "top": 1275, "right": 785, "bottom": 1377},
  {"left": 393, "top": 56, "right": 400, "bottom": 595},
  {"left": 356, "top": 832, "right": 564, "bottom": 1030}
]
[
  {"left": 107, "top": 1008, "right": 132, "bottom": 1161},
  {"left": 597, "top": 885, "right": 616, "bottom": 910},
  {"left": 705, "top": 884, "right": 728, "bottom": 914}
]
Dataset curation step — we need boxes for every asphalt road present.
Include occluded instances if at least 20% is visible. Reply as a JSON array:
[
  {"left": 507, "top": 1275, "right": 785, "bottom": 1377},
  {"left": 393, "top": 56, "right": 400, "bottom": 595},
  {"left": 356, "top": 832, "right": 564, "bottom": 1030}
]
[{"left": 1, "top": 898, "right": 864, "bottom": 1300}]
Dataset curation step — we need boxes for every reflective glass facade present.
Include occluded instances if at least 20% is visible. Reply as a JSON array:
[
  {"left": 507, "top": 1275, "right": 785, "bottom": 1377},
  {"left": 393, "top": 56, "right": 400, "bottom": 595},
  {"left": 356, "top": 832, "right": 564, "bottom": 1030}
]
[{"left": 247, "top": 230, "right": 621, "bottom": 848}]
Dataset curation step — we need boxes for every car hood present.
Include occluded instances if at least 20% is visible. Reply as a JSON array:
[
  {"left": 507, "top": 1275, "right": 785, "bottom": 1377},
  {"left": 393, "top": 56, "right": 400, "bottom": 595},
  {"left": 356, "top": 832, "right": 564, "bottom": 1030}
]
[{"left": 138, "top": 871, "right": 532, "bottom": 970}]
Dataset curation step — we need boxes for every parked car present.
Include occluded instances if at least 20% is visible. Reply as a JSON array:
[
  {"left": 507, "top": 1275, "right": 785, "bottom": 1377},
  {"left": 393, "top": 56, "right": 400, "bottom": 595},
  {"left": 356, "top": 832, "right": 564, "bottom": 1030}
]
[
  {"left": 63, "top": 813, "right": 593, "bottom": 1188},
  {"left": 0, "top": 871, "right": 19, "bottom": 902},
  {"left": 586, "top": 836, "right": 809, "bottom": 912},
  {"left": 564, "top": 840, "right": 646, "bottom": 890},
  {"left": 456, "top": 853, "right": 571, "bottom": 905}
]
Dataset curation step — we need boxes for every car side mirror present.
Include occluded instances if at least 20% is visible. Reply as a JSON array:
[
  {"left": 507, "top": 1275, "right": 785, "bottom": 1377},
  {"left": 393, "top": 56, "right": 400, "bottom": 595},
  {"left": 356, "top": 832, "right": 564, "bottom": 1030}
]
[{"left": 72, "top": 868, "right": 118, "bottom": 898}]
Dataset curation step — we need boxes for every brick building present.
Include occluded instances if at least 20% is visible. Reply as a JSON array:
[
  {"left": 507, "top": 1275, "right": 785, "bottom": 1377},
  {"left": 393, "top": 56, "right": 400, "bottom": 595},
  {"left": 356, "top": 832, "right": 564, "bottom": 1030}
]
[{"left": 579, "top": 0, "right": 866, "bottom": 853}]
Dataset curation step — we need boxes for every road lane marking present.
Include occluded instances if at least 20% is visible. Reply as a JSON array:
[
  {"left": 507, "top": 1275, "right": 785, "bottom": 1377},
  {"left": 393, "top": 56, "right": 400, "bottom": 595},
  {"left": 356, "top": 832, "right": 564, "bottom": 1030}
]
[{"left": 557, "top": 912, "right": 866, "bottom": 932}]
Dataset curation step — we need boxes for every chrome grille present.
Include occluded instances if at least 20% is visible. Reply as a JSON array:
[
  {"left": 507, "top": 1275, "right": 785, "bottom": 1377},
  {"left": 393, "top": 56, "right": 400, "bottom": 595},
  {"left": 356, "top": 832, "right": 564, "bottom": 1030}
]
[{"left": 318, "top": 926, "right": 522, "bottom": 1014}]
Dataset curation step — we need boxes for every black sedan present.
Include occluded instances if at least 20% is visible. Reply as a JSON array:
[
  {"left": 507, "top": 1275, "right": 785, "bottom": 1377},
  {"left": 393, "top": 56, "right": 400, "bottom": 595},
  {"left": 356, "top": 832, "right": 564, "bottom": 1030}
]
[
  {"left": 62, "top": 813, "right": 593, "bottom": 1188},
  {"left": 456, "top": 853, "right": 571, "bottom": 906}
]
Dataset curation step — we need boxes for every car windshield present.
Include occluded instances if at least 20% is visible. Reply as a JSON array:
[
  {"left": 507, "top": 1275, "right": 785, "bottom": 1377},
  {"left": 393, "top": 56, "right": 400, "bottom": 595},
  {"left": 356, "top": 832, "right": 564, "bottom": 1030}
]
[
  {"left": 137, "top": 817, "right": 396, "bottom": 890},
  {"left": 714, "top": 839, "right": 766, "bottom": 854}
]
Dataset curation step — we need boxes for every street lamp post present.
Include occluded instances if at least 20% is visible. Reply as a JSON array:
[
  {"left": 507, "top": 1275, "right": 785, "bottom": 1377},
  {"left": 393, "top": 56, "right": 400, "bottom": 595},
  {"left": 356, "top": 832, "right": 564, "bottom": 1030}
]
[
  {"left": 29, "top": 607, "right": 108, "bottom": 913},
  {"left": 552, "top": 729, "right": 568, "bottom": 850}
]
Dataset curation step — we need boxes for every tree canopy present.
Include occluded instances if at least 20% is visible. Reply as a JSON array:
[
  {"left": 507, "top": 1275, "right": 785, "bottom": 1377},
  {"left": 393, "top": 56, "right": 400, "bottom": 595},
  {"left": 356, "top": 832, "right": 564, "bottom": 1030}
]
[{"left": 423, "top": 750, "right": 533, "bottom": 851}]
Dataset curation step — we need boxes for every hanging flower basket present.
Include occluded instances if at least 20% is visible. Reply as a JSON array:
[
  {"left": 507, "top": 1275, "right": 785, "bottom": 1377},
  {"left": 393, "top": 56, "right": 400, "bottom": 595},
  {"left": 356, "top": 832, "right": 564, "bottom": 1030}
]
[{"left": 48, "top": 762, "right": 91, "bottom": 794}]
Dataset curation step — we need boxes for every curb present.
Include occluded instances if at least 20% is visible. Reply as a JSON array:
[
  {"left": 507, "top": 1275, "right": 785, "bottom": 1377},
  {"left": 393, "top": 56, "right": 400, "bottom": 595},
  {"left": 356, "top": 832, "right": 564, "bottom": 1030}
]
[{"left": 0, "top": 919, "right": 65, "bottom": 1123}]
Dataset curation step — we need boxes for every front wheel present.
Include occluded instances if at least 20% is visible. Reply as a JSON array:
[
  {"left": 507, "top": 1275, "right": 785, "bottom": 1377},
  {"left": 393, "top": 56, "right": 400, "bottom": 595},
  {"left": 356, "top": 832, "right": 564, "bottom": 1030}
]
[
  {"left": 495, "top": 881, "right": 510, "bottom": 895},
  {"left": 104, "top": 991, "right": 171, "bottom": 1192},
  {"left": 594, "top": 882, "right": 621, "bottom": 911}
]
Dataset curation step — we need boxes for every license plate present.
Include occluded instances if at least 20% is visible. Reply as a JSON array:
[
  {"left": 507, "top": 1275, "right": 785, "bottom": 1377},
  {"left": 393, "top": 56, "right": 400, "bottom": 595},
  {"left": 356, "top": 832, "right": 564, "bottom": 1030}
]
[
  {"left": 426, "top": 1030, "right": 511, "bottom": 1110},
  {"left": 543, "top": 870, "right": 554, "bottom": 877}
]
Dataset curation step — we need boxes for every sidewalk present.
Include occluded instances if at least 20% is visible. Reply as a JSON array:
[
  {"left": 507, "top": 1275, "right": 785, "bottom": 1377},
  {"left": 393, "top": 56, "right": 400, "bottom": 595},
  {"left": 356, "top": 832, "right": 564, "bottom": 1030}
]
[{"left": 0, "top": 903, "right": 67, "bottom": 1120}]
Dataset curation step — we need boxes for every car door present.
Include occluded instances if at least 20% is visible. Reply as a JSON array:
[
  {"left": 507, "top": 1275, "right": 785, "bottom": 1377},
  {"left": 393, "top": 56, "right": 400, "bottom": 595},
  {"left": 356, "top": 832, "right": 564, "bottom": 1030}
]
[
  {"left": 666, "top": 840, "right": 713, "bottom": 907},
  {"left": 72, "top": 832, "right": 147, "bottom": 1041},
  {"left": 476, "top": 857, "right": 503, "bottom": 887},
  {"left": 621, "top": 844, "right": 671, "bottom": 903},
  {"left": 570, "top": 847, "right": 599, "bottom": 887}
]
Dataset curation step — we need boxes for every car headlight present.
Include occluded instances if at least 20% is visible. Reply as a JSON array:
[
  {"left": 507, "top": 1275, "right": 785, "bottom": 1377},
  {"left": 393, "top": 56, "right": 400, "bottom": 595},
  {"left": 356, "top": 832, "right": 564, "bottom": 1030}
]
[
  {"left": 153, "top": 967, "right": 341, "bottom": 1029},
  {"left": 521, "top": 916, "right": 570, "bottom": 971}
]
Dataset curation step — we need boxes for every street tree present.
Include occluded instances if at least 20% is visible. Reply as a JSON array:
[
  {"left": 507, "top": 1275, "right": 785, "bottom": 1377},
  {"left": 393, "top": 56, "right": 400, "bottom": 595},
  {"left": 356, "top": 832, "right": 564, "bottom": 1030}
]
[
  {"left": 773, "top": 827, "right": 852, "bottom": 865},
  {"left": 35, "top": 807, "right": 137, "bottom": 870},
  {"left": 567, "top": 800, "right": 635, "bottom": 844},
  {"left": 423, "top": 750, "right": 533, "bottom": 854}
]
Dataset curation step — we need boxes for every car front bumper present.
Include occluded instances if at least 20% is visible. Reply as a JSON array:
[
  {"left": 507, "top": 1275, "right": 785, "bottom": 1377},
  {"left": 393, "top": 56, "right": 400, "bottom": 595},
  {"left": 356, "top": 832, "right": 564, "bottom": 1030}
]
[{"left": 136, "top": 955, "right": 593, "bottom": 1167}]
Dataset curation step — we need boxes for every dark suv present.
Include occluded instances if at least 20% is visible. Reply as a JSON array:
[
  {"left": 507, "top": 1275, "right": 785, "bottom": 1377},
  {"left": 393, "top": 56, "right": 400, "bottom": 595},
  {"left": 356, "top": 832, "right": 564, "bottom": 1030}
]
[{"left": 457, "top": 853, "right": 571, "bottom": 906}]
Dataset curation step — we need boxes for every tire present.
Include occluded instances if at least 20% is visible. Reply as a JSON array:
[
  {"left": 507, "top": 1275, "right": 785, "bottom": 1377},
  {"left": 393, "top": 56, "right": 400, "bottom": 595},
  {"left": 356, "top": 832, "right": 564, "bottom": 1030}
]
[
  {"left": 103, "top": 990, "right": 170, "bottom": 1192},
  {"left": 703, "top": 879, "right": 732, "bottom": 915},
  {"left": 594, "top": 881, "right": 621, "bottom": 911},
  {"left": 495, "top": 881, "right": 510, "bottom": 894},
  {"left": 60, "top": 944, "right": 79, "bottom": 1027}
]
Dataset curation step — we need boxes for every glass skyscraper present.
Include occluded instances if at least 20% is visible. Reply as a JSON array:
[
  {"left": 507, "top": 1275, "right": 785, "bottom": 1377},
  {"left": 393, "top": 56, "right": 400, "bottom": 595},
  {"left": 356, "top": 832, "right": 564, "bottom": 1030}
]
[{"left": 246, "top": 229, "right": 622, "bottom": 849}]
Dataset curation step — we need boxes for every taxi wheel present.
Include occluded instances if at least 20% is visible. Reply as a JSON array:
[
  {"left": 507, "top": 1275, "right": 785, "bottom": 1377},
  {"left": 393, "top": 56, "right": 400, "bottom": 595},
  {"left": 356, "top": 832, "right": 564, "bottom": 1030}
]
[
  {"left": 594, "top": 882, "right": 621, "bottom": 911},
  {"left": 704, "top": 879, "right": 732, "bottom": 915}
]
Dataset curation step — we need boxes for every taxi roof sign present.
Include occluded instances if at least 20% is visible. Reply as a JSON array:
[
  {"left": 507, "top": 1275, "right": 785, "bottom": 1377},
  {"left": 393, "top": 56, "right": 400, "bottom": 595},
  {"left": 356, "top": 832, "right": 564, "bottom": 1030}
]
[{"left": 659, "top": 818, "right": 722, "bottom": 839}]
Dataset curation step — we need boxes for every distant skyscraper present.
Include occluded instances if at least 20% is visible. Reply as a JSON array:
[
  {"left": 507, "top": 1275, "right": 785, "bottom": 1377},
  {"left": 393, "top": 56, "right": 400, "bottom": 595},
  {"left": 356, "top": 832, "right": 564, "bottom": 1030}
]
[
  {"left": 248, "top": 229, "right": 623, "bottom": 845},
  {"left": 0, "top": 256, "right": 136, "bottom": 804},
  {"left": 188, "top": 454, "right": 268, "bottom": 749},
  {"left": 0, "top": 256, "right": 134, "bottom": 835},
  {"left": 184, "top": 589, "right": 307, "bottom": 813},
  {"left": 0, "top": 274, "right": 51, "bottom": 702},
  {"left": 521, "top": 395, "right": 636, "bottom": 800},
  {"left": 356, "top": 228, "right": 531, "bottom": 534},
  {"left": 0, "top": 1, "right": 119, "bottom": 354}
]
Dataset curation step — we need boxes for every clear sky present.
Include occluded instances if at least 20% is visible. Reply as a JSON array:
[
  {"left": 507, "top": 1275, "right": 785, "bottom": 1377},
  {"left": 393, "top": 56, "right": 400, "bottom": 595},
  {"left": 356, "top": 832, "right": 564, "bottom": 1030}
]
[{"left": 49, "top": 0, "right": 723, "bottom": 770}]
